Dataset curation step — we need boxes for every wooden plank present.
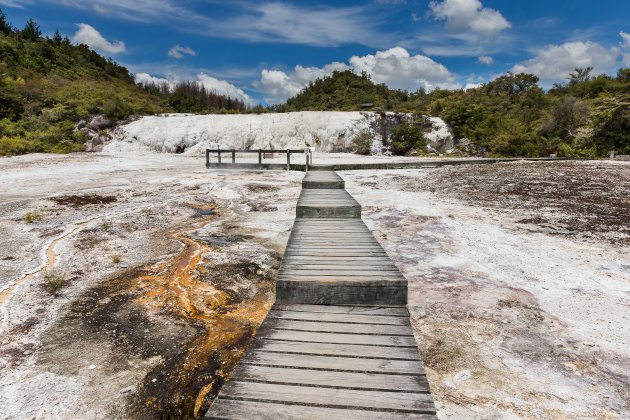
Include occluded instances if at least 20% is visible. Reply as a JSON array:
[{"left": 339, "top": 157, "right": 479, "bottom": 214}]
[
  {"left": 272, "top": 304, "right": 409, "bottom": 316},
  {"left": 257, "top": 328, "right": 418, "bottom": 347},
  {"left": 263, "top": 319, "right": 413, "bottom": 335},
  {"left": 267, "top": 310, "right": 410, "bottom": 325},
  {"left": 216, "top": 381, "right": 435, "bottom": 413},
  {"left": 279, "top": 270, "right": 404, "bottom": 277},
  {"left": 251, "top": 340, "right": 419, "bottom": 360},
  {"left": 242, "top": 351, "right": 425, "bottom": 375},
  {"left": 229, "top": 364, "right": 430, "bottom": 392},
  {"left": 280, "top": 265, "right": 400, "bottom": 272},
  {"left": 207, "top": 399, "right": 436, "bottom": 419},
  {"left": 277, "top": 275, "right": 405, "bottom": 283}
]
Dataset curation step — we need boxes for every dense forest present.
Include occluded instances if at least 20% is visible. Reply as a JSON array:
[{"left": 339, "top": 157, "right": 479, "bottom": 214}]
[
  {"left": 276, "top": 69, "right": 630, "bottom": 157},
  {"left": 0, "top": 11, "right": 245, "bottom": 155}
]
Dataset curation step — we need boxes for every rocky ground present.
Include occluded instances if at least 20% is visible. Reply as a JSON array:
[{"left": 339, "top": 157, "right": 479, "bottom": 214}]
[
  {"left": 0, "top": 153, "right": 301, "bottom": 419},
  {"left": 1, "top": 154, "right": 628, "bottom": 420},
  {"left": 341, "top": 160, "right": 630, "bottom": 419}
]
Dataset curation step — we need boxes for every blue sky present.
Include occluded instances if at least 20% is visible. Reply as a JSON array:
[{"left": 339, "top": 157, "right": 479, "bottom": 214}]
[{"left": 2, "top": 0, "right": 629, "bottom": 104}]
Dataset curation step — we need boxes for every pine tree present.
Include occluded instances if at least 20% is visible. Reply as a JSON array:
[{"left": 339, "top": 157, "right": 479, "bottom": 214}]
[
  {"left": 21, "top": 18, "right": 41, "bottom": 41},
  {"left": 0, "top": 8, "right": 14, "bottom": 35},
  {"left": 52, "top": 30, "right": 63, "bottom": 45}
]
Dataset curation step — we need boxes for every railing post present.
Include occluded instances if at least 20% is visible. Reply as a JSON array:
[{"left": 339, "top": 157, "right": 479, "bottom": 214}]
[
  {"left": 305, "top": 154, "right": 309, "bottom": 172},
  {"left": 217, "top": 148, "right": 221, "bottom": 164},
  {"left": 232, "top": 149, "right": 236, "bottom": 164},
  {"left": 258, "top": 149, "right": 262, "bottom": 167},
  {"left": 205, "top": 149, "right": 210, "bottom": 168},
  {"left": 286, "top": 149, "right": 290, "bottom": 171}
]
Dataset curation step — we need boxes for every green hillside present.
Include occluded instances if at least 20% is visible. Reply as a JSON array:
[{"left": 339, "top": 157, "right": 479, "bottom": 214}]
[
  {"left": 279, "top": 67, "right": 630, "bottom": 158},
  {"left": 279, "top": 70, "right": 412, "bottom": 111},
  {"left": 0, "top": 11, "right": 245, "bottom": 156}
]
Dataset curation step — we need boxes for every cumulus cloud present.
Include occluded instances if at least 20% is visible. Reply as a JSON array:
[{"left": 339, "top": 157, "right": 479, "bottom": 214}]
[
  {"left": 256, "top": 62, "right": 349, "bottom": 104},
  {"left": 349, "top": 47, "right": 458, "bottom": 90},
  {"left": 135, "top": 72, "right": 254, "bottom": 105},
  {"left": 477, "top": 55, "right": 494, "bottom": 65},
  {"left": 72, "top": 23, "right": 126, "bottom": 54},
  {"left": 168, "top": 45, "right": 197, "bottom": 59},
  {"left": 257, "top": 47, "right": 459, "bottom": 104},
  {"left": 511, "top": 41, "right": 619, "bottom": 82},
  {"left": 429, "top": 0, "right": 511, "bottom": 37}
]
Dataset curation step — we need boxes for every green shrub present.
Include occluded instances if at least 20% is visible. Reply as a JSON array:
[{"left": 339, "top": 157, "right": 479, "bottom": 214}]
[
  {"left": 23, "top": 211, "right": 43, "bottom": 223},
  {"left": 351, "top": 129, "right": 374, "bottom": 155},
  {"left": 42, "top": 269, "right": 66, "bottom": 296},
  {"left": 390, "top": 121, "right": 427, "bottom": 156}
]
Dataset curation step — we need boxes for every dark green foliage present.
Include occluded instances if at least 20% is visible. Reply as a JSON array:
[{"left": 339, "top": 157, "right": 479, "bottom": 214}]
[
  {"left": 351, "top": 129, "right": 374, "bottom": 155},
  {"left": 280, "top": 70, "right": 415, "bottom": 112},
  {"left": 21, "top": 18, "right": 41, "bottom": 41},
  {"left": 390, "top": 120, "right": 427, "bottom": 156},
  {"left": 0, "top": 9, "right": 13, "bottom": 35},
  {"left": 592, "top": 104, "right": 630, "bottom": 155}
]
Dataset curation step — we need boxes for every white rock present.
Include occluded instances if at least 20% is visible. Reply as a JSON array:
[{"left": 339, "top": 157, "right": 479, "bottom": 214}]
[{"left": 106, "top": 112, "right": 455, "bottom": 155}]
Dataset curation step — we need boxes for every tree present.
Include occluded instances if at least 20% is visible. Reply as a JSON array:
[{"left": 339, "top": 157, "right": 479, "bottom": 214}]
[
  {"left": 51, "top": 30, "right": 63, "bottom": 45},
  {"left": 0, "top": 8, "right": 13, "bottom": 35},
  {"left": 21, "top": 18, "right": 41, "bottom": 41},
  {"left": 390, "top": 120, "right": 426, "bottom": 155},
  {"left": 569, "top": 67, "right": 593, "bottom": 85},
  {"left": 541, "top": 96, "right": 589, "bottom": 139},
  {"left": 617, "top": 68, "right": 630, "bottom": 81}
]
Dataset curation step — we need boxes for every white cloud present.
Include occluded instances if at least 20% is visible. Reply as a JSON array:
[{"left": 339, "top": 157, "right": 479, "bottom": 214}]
[
  {"left": 168, "top": 45, "right": 197, "bottom": 59},
  {"left": 0, "top": 0, "right": 25, "bottom": 7},
  {"left": 135, "top": 72, "right": 254, "bottom": 105},
  {"left": 196, "top": 73, "right": 254, "bottom": 105},
  {"left": 72, "top": 23, "right": 126, "bottom": 55},
  {"left": 349, "top": 47, "right": 459, "bottom": 90},
  {"left": 429, "top": 0, "right": 511, "bottom": 37},
  {"left": 256, "top": 62, "right": 349, "bottom": 104},
  {"left": 464, "top": 82, "right": 482, "bottom": 90},
  {"left": 5, "top": 1, "right": 390, "bottom": 48},
  {"left": 256, "top": 47, "right": 459, "bottom": 104},
  {"left": 511, "top": 41, "right": 619, "bottom": 82},
  {"left": 212, "top": 3, "right": 386, "bottom": 47},
  {"left": 477, "top": 55, "right": 493, "bottom": 65}
]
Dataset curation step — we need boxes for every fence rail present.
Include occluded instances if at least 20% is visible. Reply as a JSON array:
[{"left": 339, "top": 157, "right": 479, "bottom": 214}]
[{"left": 205, "top": 148, "right": 312, "bottom": 170}]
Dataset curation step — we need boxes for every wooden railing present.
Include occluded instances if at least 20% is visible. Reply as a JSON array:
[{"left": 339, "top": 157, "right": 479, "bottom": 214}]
[{"left": 206, "top": 148, "right": 312, "bottom": 170}]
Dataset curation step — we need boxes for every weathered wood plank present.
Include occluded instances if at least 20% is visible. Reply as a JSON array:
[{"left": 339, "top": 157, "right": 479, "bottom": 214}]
[
  {"left": 250, "top": 340, "right": 419, "bottom": 360},
  {"left": 207, "top": 399, "right": 436, "bottom": 419},
  {"left": 216, "top": 381, "right": 435, "bottom": 413},
  {"left": 271, "top": 304, "right": 409, "bottom": 316},
  {"left": 242, "top": 351, "right": 425, "bottom": 375},
  {"left": 256, "top": 328, "right": 418, "bottom": 346},
  {"left": 267, "top": 310, "right": 410, "bottom": 325},
  {"left": 229, "top": 364, "right": 430, "bottom": 392},
  {"left": 261, "top": 319, "right": 413, "bottom": 335}
]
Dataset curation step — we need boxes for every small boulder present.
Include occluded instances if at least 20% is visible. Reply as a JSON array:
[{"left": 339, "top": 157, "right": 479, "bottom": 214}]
[{"left": 88, "top": 115, "right": 114, "bottom": 130}]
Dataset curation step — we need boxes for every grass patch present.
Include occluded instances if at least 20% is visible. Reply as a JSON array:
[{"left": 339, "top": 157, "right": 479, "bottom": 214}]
[
  {"left": 42, "top": 269, "right": 66, "bottom": 296},
  {"left": 112, "top": 255, "right": 122, "bottom": 264},
  {"left": 23, "top": 211, "right": 43, "bottom": 223}
]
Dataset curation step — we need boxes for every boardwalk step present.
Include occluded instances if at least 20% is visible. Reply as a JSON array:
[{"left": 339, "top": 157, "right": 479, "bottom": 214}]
[{"left": 302, "top": 171, "right": 345, "bottom": 189}]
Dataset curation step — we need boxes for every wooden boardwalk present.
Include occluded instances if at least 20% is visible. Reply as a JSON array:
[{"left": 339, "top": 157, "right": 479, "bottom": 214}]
[{"left": 206, "top": 169, "right": 436, "bottom": 419}]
